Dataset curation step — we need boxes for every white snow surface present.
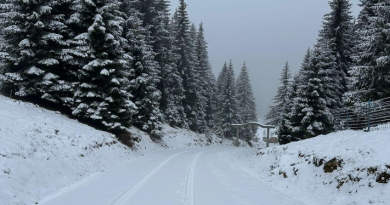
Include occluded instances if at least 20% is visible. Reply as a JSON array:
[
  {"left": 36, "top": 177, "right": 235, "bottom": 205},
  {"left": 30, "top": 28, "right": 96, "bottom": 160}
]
[
  {"left": 4, "top": 94, "right": 387, "bottom": 205},
  {"left": 0, "top": 95, "right": 230, "bottom": 205},
  {"left": 39, "top": 147, "right": 306, "bottom": 205},
  {"left": 223, "top": 130, "right": 390, "bottom": 205}
]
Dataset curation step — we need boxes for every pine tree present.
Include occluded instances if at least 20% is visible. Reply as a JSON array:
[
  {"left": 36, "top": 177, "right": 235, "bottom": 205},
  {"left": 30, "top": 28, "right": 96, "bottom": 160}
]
[
  {"left": 71, "top": 0, "right": 135, "bottom": 131},
  {"left": 173, "top": 0, "right": 207, "bottom": 132},
  {"left": 195, "top": 22, "right": 215, "bottom": 132},
  {"left": 215, "top": 62, "right": 228, "bottom": 135},
  {"left": 266, "top": 61, "right": 291, "bottom": 126},
  {"left": 290, "top": 48, "right": 333, "bottom": 140},
  {"left": 266, "top": 61, "right": 292, "bottom": 141},
  {"left": 288, "top": 49, "right": 312, "bottom": 142},
  {"left": 347, "top": 0, "right": 390, "bottom": 103},
  {"left": 217, "top": 60, "right": 240, "bottom": 138},
  {"left": 152, "top": 0, "right": 187, "bottom": 128},
  {"left": 279, "top": 73, "right": 301, "bottom": 145},
  {"left": 236, "top": 62, "right": 257, "bottom": 140},
  {"left": 120, "top": 0, "right": 163, "bottom": 136},
  {"left": 317, "top": 0, "right": 355, "bottom": 107},
  {"left": 0, "top": 0, "right": 74, "bottom": 105}
]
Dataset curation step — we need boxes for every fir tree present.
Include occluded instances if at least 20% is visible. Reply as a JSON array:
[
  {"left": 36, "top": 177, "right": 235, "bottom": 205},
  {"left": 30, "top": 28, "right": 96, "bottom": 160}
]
[
  {"left": 71, "top": 0, "right": 135, "bottom": 131},
  {"left": 150, "top": 0, "right": 187, "bottom": 128},
  {"left": 214, "top": 62, "right": 228, "bottom": 135},
  {"left": 217, "top": 60, "right": 240, "bottom": 138},
  {"left": 266, "top": 61, "right": 292, "bottom": 142},
  {"left": 194, "top": 22, "right": 215, "bottom": 132},
  {"left": 317, "top": 0, "right": 355, "bottom": 107},
  {"left": 173, "top": 0, "right": 207, "bottom": 132},
  {"left": 279, "top": 73, "right": 301, "bottom": 145},
  {"left": 290, "top": 48, "right": 333, "bottom": 140},
  {"left": 236, "top": 62, "right": 257, "bottom": 140},
  {"left": 0, "top": 0, "right": 74, "bottom": 105},
  {"left": 266, "top": 61, "right": 291, "bottom": 126},
  {"left": 347, "top": 0, "right": 390, "bottom": 103},
  {"left": 121, "top": 0, "right": 163, "bottom": 135},
  {"left": 288, "top": 49, "right": 312, "bottom": 142}
]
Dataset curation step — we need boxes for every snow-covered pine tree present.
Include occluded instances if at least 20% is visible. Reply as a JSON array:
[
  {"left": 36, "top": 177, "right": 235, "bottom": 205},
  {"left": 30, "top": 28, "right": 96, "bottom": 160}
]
[
  {"left": 266, "top": 61, "right": 292, "bottom": 140},
  {"left": 315, "top": 39, "right": 341, "bottom": 111},
  {"left": 214, "top": 62, "right": 228, "bottom": 135},
  {"left": 151, "top": 0, "right": 187, "bottom": 128},
  {"left": 0, "top": 0, "right": 74, "bottom": 105},
  {"left": 266, "top": 61, "right": 291, "bottom": 125},
  {"left": 173, "top": 0, "right": 207, "bottom": 133},
  {"left": 121, "top": 0, "right": 163, "bottom": 136},
  {"left": 216, "top": 62, "right": 228, "bottom": 95},
  {"left": 236, "top": 62, "right": 257, "bottom": 140},
  {"left": 288, "top": 49, "right": 312, "bottom": 141},
  {"left": 217, "top": 60, "right": 240, "bottom": 138},
  {"left": 195, "top": 22, "right": 216, "bottom": 132},
  {"left": 279, "top": 73, "right": 301, "bottom": 145},
  {"left": 317, "top": 0, "right": 355, "bottom": 107},
  {"left": 187, "top": 23, "right": 207, "bottom": 133},
  {"left": 291, "top": 48, "right": 333, "bottom": 139},
  {"left": 347, "top": 0, "right": 390, "bottom": 103},
  {"left": 71, "top": 0, "right": 136, "bottom": 131}
]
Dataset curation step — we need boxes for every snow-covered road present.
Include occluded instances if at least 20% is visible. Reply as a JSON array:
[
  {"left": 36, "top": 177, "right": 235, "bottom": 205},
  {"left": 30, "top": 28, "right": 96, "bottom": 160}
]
[{"left": 41, "top": 147, "right": 306, "bottom": 205}]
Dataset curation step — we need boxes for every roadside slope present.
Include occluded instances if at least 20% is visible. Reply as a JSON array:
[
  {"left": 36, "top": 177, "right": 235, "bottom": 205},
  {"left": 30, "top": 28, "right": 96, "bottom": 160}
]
[
  {"left": 0, "top": 95, "right": 223, "bottom": 205},
  {"left": 223, "top": 130, "right": 390, "bottom": 205}
]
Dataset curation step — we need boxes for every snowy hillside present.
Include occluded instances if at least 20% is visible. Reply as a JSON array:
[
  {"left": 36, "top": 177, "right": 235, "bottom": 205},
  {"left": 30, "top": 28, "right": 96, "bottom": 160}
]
[
  {"left": 0, "top": 95, "right": 224, "bottom": 205},
  {"left": 223, "top": 130, "right": 390, "bottom": 205}
]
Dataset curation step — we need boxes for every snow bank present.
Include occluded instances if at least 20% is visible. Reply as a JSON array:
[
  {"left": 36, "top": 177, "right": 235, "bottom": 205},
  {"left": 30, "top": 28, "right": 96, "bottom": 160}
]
[
  {"left": 0, "top": 95, "right": 224, "bottom": 205},
  {"left": 222, "top": 130, "right": 390, "bottom": 205}
]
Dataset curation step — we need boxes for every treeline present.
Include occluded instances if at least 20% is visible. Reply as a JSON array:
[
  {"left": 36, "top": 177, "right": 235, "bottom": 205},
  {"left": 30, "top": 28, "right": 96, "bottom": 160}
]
[
  {"left": 0, "top": 0, "right": 257, "bottom": 140},
  {"left": 267, "top": 0, "right": 390, "bottom": 144}
]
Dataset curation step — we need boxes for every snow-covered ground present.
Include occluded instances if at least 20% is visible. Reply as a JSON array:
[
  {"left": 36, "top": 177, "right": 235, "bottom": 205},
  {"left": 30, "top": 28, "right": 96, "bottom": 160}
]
[
  {"left": 223, "top": 130, "right": 390, "bottom": 205},
  {"left": 40, "top": 147, "right": 306, "bottom": 205},
  {"left": 0, "top": 95, "right": 227, "bottom": 205},
  {"left": 5, "top": 94, "right": 387, "bottom": 205}
]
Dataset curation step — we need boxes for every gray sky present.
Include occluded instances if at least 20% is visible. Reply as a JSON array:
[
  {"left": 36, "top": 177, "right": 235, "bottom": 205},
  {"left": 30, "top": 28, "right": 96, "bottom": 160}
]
[{"left": 170, "top": 0, "right": 361, "bottom": 122}]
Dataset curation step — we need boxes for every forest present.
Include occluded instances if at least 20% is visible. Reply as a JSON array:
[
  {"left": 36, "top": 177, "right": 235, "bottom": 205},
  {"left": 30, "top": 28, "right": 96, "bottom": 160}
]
[
  {"left": 0, "top": 0, "right": 257, "bottom": 140},
  {"left": 267, "top": 0, "right": 390, "bottom": 144}
]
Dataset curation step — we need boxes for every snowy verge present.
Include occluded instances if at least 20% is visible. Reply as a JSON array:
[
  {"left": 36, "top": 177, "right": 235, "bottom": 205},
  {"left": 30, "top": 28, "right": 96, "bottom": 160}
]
[
  {"left": 220, "top": 130, "right": 390, "bottom": 205},
  {"left": 0, "top": 95, "right": 227, "bottom": 205}
]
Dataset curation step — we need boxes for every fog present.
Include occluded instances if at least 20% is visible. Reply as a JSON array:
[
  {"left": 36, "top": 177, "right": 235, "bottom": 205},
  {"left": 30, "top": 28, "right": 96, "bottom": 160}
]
[{"left": 170, "top": 0, "right": 361, "bottom": 122}]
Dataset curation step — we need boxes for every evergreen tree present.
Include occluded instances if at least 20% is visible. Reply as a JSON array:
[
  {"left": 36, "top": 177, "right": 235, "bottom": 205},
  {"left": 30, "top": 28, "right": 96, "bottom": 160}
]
[
  {"left": 290, "top": 48, "right": 333, "bottom": 140},
  {"left": 347, "top": 0, "right": 390, "bottom": 103},
  {"left": 0, "top": 0, "right": 74, "bottom": 105},
  {"left": 317, "top": 0, "right": 355, "bottom": 107},
  {"left": 195, "top": 22, "right": 215, "bottom": 132},
  {"left": 187, "top": 23, "right": 207, "bottom": 133},
  {"left": 279, "top": 73, "right": 301, "bottom": 145},
  {"left": 266, "top": 61, "right": 291, "bottom": 126},
  {"left": 215, "top": 62, "right": 228, "bottom": 135},
  {"left": 266, "top": 61, "right": 292, "bottom": 142},
  {"left": 71, "top": 0, "right": 135, "bottom": 131},
  {"left": 236, "top": 62, "right": 257, "bottom": 140},
  {"left": 152, "top": 0, "right": 187, "bottom": 128},
  {"left": 121, "top": 0, "right": 163, "bottom": 135},
  {"left": 217, "top": 60, "right": 240, "bottom": 138},
  {"left": 288, "top": 49, "right": 312, "bottom": 142},
  {"left": 173, "top": 0, "right": 207, "bottom": 132}
]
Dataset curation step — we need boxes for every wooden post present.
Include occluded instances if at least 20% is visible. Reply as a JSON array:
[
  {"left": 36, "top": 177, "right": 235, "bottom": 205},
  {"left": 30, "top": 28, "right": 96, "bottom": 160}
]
[
  {"left": 235, "top": 127, "right": 240, "bottom": 147},
  {"left": 266, "top": 128, "right": 270, "bottom": 148}
]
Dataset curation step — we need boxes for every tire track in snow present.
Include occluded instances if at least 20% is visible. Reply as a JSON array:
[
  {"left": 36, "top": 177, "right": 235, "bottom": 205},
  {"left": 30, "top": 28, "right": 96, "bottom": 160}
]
[
  {"left": 111, "top": 151, "right": 188, "bottom": 205},
  {"left": 183, "top": 151, "right": 206, "bottom": 205}
]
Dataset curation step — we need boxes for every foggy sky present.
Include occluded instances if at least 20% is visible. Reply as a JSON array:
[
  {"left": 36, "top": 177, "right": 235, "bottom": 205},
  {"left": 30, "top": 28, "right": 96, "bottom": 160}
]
[{"left": 170, "top": 0, "right": 362, "bottom": 122}]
